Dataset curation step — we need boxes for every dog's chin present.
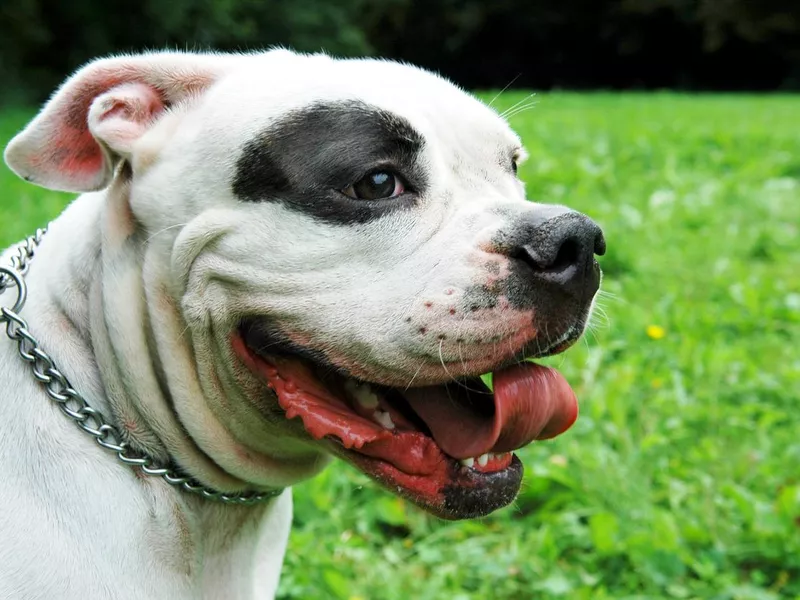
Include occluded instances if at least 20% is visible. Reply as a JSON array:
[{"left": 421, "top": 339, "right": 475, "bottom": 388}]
[{"left": 232, "top": 323, "right": 581, "bottom": 520}]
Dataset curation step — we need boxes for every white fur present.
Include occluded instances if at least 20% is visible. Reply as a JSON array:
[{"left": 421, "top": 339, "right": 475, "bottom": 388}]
[
  {"left": 0, "top": 49, "right": 581, "bottom": 598},
  {"left": 0, "top": 200, "right": 291, "bottom": 599}
]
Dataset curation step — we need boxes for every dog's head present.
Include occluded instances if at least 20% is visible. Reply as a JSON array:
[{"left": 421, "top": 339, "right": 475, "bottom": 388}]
[{"left": 5, "top": 50, "right": 604, "bottom": 519}]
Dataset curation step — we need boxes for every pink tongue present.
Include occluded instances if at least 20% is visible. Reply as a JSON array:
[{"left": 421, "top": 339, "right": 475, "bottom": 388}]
[{"left": 404, "top": 363, "right": 578, "bottom": 460}]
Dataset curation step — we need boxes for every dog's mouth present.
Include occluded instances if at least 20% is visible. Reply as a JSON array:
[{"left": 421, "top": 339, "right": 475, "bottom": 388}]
[{"left": 232, "top": 325, "right": 578, "bottom": 520}]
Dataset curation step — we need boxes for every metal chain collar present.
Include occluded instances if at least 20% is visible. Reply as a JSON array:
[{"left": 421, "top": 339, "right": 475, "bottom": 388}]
[{"left": 0, "top": 228, "right": 281, "bottom": 505}]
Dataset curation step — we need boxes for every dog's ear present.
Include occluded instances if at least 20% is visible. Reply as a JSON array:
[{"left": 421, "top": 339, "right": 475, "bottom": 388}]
[{"left": 4, "top": 52, "right": 233, "bottom": 193}]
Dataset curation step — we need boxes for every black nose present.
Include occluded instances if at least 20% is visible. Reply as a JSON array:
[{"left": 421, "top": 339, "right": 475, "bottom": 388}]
[{"left": 511, "top": 211, "right": 605, "bottom": 298}]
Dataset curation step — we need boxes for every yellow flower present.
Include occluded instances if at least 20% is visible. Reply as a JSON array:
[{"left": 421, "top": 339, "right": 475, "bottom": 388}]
[{"left": 646, "top": 325, "right": 666, "bottom": 340}]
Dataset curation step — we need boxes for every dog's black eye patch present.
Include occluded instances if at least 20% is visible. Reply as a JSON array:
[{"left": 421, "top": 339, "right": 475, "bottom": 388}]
[{"left": 233, "top": 101, "right": 428, "bottom": 225}]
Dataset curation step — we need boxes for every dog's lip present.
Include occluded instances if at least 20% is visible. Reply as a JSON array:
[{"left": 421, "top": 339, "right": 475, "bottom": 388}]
[
  {"left": 327, "top": 441, "right": 524, "bottom": 520},
  {"left": 231, "top": 330, "right": 577, "bottom": 519},
  {"left": 531, "top": 324, "right": 583, "bottom": 357}
]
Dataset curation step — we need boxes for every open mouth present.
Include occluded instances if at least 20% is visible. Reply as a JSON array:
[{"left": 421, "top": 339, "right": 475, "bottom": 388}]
[{"left": 233, "top": 323, "right": 579, "bottom": 520}]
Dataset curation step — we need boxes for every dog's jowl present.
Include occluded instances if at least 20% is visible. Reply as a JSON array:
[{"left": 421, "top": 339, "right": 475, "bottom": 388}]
[{"left": 0, "top": 49, "right": 604, "bottom": 599}]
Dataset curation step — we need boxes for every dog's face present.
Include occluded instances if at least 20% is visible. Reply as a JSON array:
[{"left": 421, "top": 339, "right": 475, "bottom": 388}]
[{"left": 5, "top": 50, "right": 604, "bottom": 519}]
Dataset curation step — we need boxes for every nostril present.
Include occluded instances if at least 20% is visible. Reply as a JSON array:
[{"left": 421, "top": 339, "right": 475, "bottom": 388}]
[
  {"left": 513, "top": 237, "right": 581, "bottom": 274},
  {"left": 549, "top": 237, "right": 581, "bottom": 272}
]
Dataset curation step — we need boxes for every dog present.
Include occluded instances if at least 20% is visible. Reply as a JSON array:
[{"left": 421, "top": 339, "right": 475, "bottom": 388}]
[{"left": 0, "top": 49, "right": 604, "bottom": 599}]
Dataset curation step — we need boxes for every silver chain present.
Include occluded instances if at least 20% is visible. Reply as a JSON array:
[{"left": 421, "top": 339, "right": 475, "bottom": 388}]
[{"left": 0, "top": 228, "right": 281, "bottom": 505}]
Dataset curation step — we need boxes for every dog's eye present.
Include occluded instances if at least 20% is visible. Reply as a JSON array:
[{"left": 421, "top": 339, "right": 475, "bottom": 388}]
[
  {"left": 343, "top": 171, "right": 405, "bottom": 200},
  {"left": 511, "top": 159, "right": 518, "bottom": 175}
]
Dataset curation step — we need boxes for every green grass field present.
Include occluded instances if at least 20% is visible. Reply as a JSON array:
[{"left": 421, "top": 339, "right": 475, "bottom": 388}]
[{"left": 1, "top": 94, "right": 798, "bottom": 599}]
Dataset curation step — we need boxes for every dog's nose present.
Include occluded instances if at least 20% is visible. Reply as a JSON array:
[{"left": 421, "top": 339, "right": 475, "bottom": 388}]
[{"left": 511, "top": 211, "right": 605, "bottom": 297}]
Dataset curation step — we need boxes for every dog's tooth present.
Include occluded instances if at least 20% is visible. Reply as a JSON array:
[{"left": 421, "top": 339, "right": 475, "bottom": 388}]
[
  {"left": 344, "top": 379, "right": 379, "bottom": 409},
  {"left": 356, "top": 389, "right": 379, "bottom": 409},
  {"left": 373, "top": 410, "right": 395, "bottom": 430},
  {"left": 460, "top": 457, "right": 475, "bottom": 468},
  {"left": 355, "top": 388, "right": 379, "bottom": 409},
  {"left": 477, "top": 453, "right": 489, "bottom": 467}
]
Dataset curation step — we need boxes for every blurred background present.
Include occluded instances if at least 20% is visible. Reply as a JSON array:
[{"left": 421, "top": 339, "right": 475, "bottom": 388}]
[
  {"left": 1, "top": 1, "right": 798, "bottom": 599},
  {"left": 2, "top": 0, "right": 800, "bottom": 103}
]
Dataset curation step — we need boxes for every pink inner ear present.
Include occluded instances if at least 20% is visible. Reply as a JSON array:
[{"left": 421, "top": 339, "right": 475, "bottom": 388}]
[
  {"left": 89, "top": 82, "right": 165, "bottom": 155},
  {"left": 43, "top": 68, "right": 139, "bottom": 185},
  {"left": 25, "top": 66, "right": 166, "bottom": 191},
  {"left": 49, "top": 127, "right": 104, "bottom": 180},
  {"left": 6, "top": 56, "right": 223, "bottom": 193}
]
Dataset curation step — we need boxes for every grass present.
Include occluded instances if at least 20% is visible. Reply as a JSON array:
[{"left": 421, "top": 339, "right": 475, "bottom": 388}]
[{"left": 2, "top": 93, "right": 799, "bottom": 599}]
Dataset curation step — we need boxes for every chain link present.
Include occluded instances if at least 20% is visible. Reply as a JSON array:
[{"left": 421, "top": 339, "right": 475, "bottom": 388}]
[{"left": 0, "top": 229, "right": 281, "bottom": 505}]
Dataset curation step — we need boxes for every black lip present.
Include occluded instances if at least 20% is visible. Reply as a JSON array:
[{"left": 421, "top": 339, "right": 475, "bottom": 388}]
[
  {"left": 441, "top": 455, "right": 524, "bottom": 519},
  {"left": 333, "top": 440, "right": 524, "bottom": 520},
  {"left": 532, "top": 324, "right": 584, "bottom": 358}
]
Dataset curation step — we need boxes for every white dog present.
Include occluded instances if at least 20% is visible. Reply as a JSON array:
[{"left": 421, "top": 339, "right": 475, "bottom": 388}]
[{"left": 0, "top": 50, "right": 604, "bottom": 599}]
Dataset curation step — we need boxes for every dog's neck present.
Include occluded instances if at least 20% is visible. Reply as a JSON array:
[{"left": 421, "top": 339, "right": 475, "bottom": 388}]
[
  {"left": 17, "top": 182, "right": 275, "bottom": 496},
  {"left": 9, "top": 188, "right": 292, "bottom": 594},
  {"left": 12, "top": 190, "right": 110, "bottom": 418}
]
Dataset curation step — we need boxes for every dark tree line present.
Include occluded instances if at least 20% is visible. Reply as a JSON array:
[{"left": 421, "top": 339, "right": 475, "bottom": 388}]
[{"left": 1, "top": 0, "right": 798, "bottom": 103}]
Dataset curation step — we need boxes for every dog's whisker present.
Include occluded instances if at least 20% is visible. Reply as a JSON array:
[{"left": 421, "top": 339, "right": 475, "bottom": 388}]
[
  {"left": 504, "top": 101, "right": 538, "bottom": 118},
  {"left": 503, "top": 101, "right": 540, "bottom": 120},
  {"left": 596, "top": 289, "right": 625, "bottom": 305},
  {"left": 456, "top": 337, "right": 469, "bottom": 380},
  {"left": 487, "top": 73, "right": 522, "bottom": 108},
  {"left": 403, "top": 361, "right": 425, "bottom": 391},
  {"left": 437, "top": 340, "right": 489, "bottom": 394},
  {"left": 145, "top": 222, "right": 189, "bottom": 243},
  {"left": 588, "top": 305, "right": 611, "bottom": 330},
  {"left": 540, "top": 322, "right": 551, "bottom": 356},
  {"left": 502, "top": 99, "right": 539, "bottom": 118},
  {"left": 499, "top": 92, "right": 536, "bottom": 118},
  {"left": 506, "top": 335, "right": 523, "bottom": 367},
  {"left": 453, "top": 311, "right": 473, "bottom": 377},
  {"left": 499, "top": 95, "right": 534, "bottom": 119},
  {"left": 596, "top": 289, "right": 619, "bottom": 299}
]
